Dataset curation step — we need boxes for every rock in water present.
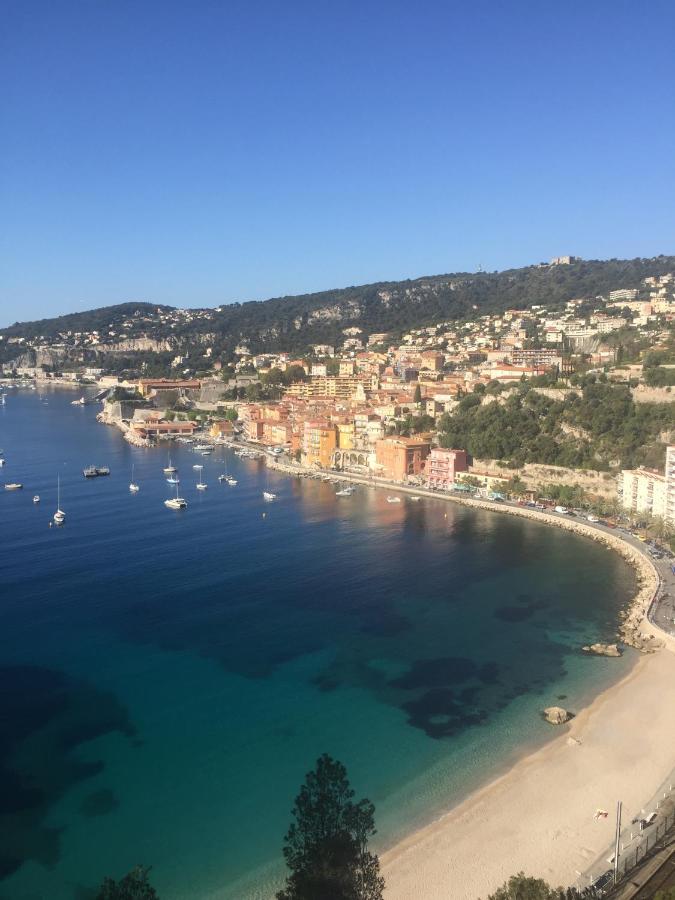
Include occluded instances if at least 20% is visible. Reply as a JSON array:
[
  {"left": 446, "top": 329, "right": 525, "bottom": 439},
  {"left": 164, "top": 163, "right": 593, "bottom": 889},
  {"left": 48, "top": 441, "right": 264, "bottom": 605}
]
[
  {"left": 582, "top": 642, "right": 622, "bottom": 657},
  {"left": 543, "top": 706, "right": 573, "bottom": 725}
]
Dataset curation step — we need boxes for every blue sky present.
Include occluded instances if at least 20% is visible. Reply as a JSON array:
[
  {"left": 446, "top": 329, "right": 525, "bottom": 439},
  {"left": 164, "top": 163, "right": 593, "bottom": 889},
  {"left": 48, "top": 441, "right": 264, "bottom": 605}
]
[{"left": 1, "top": 0, "right": 674, "bottom": 323}]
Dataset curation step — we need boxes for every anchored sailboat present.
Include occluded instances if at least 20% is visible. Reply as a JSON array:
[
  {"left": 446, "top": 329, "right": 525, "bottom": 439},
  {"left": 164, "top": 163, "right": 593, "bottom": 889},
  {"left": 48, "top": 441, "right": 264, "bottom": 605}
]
[
  {"left": 54, "top": 476, "right": 65, "bottom": 524},
  {"left": 129, "top": 464, "right": 140, "bottom": 493}
]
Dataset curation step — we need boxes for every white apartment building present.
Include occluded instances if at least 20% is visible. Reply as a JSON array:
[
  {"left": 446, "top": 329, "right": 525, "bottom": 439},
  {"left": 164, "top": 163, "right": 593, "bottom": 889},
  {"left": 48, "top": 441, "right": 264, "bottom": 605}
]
[
  {"left": 619, "top": 467, "right": 667, "bottom": 518},
  {"left": 666, "top": 445, "right": 675, "bottom": 527},
  {"left": 609, "top": 288, "right": 639, "bottom": 302}
]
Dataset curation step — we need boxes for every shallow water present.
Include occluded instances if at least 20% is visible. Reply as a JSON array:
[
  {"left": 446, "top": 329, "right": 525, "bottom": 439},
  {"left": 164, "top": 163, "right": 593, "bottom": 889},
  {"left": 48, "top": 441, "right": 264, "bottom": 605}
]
[{"left": 0, "top": 387, "right": 635, "bottom": 899}]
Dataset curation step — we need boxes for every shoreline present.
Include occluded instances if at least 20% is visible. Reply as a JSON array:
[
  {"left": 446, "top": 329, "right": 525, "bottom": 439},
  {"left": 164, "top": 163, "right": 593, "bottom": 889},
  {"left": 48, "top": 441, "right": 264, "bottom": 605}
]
[
  {"left": 380, "top": 648, "right": 675, "bottom": 898},
  {"left": 85, "top": 421, "right": 673, "bottom": 896},
  {"left": 266, "top": 457, "right": 663, "bottom": 649},
  {"left": 261, "top": 456, "right": 675, "bottom": 895}
]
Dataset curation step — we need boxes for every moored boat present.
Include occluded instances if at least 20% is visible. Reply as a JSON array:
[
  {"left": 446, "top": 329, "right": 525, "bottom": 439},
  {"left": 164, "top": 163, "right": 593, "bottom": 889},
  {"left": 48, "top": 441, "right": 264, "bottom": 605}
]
[
  {"left": 165, "top": 484, "right": 187, "bottom": 509},
  {"left": 54, "top": 476, "right": 65, "bottom": 524}
]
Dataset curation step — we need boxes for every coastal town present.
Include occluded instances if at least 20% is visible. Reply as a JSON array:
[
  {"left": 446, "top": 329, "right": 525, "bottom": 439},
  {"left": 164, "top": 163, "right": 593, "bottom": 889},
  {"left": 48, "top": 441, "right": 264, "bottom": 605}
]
[
  {"left": 3, "top": 262, "right": 674, "bottom": 534},
  {"left": 3, "top": 260, "right": 675, "bottom": 900}
]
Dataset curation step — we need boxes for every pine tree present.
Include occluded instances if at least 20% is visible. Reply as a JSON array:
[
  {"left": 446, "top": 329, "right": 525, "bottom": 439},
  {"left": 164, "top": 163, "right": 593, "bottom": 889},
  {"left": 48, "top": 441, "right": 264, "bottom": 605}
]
[{"left": 277, "top": 754, "right": 385, "bottom": 900}]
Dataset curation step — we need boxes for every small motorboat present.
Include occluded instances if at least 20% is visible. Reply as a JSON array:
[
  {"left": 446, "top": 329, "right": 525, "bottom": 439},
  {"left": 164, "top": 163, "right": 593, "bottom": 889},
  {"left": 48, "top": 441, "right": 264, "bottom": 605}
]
[
  {"left": 166, "top": 476, "right": 180, "bottom": 484},
  {"left": 386, "top": 496, "right": 401, "bottom": 503},
  {"left": 193, "top": 464, "right": 203, "bottom": 470},
  {"left": 218, "top": 474, "right": 227, "bottom": 482},
  {"left": 227, "top": 476, "right": 237, "bottom": 485},
  {"left": 263, "top": 491, "right": 277, "bottom": 501},
  {"left": 4, "top": 483, "right": 23, "bottom": 490},
  {"left": 33, "top": 495, "right": 40, "bottom": 503},
  {"left": 336, "top": 487, "right": 354, "bottom": 496}
]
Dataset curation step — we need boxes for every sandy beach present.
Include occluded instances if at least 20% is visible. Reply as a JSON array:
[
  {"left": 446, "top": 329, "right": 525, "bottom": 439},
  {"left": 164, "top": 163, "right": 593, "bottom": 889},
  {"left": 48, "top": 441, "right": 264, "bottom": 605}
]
[{"left": 382, "top": 648, "right": 675, "bottom": 898}]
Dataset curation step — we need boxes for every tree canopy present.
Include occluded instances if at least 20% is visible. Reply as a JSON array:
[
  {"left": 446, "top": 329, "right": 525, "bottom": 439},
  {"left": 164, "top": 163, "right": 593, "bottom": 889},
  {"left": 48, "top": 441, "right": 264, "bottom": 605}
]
[
  {"left": 484, "top": 872, "right": 580, "bottom": 900},
  {"left": 95, "top": 865, "right": 159, "bottom": 900},
  {"left": 438, "top": 379, "right": 674, "bottom": 470},
  {"left": 277, "top": 754, "right": 385, "bottom": 900}
]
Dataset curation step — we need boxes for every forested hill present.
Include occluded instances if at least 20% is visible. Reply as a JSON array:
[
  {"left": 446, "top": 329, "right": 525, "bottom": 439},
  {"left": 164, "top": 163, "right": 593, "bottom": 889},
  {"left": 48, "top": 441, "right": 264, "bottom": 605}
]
[{"left": 3, "top": 256, "right": 675, "bottom": 356}]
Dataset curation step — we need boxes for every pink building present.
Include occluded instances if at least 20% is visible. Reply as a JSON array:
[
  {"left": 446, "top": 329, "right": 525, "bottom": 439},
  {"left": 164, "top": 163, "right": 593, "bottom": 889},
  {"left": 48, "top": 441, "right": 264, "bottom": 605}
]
[{"left": 426, "top": 448, "right": 468, "bottom": 490}]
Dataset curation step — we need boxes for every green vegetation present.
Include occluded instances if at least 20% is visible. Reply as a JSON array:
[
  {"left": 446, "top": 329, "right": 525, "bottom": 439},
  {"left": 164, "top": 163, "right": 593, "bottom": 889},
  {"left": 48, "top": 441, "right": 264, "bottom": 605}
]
[
  {"left": 484, "top": 872, "right": 580, "bottom": 899},
  {"left": 277, "top": 754, "right": 384, "bottom": 900},
  {"left": 643, "top": 346, "right": 675, "bottom": 387},
  {"left": 438, "top": 379, "right": 674, "bottom": 470},
  {"left": 4, "top": 257, "right": 675, "bottom": 369},
  {"left": 654, "top": 887, "right": 675, "bottom": 899},
  {"left": 388, "top": 413, "right": 436, "bottom": 436},
  {"left": 95, "top": 865, "right": 159, "bottom": 899}
]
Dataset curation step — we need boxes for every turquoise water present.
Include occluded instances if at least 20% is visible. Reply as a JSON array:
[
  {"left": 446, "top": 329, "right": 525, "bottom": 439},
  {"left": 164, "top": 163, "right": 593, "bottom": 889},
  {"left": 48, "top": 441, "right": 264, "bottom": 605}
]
[{"left": 0, "top": 388, "right": 636, "bottom": 899}]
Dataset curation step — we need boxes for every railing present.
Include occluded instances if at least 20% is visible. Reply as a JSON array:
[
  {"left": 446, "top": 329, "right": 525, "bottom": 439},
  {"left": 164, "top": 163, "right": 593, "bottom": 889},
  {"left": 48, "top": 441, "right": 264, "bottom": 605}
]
[{"left": 576, "top": 769, "right": 675, "bottom": 895}]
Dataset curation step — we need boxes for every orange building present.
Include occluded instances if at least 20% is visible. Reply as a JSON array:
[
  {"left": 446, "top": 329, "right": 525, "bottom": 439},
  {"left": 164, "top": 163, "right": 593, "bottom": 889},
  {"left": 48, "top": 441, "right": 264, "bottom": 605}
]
[
  {"left": 302, "top": 421, "right": 338, "bottom": 468},
  {"left": 374, "top": 437, "right": 431, "bottom": 481}
]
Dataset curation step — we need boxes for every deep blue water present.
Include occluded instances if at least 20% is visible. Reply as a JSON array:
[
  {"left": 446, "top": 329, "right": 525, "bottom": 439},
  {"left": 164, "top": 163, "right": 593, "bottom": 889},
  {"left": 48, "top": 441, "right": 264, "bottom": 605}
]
[{"left": 0, "top": 387, "right": 636, "bottom": 899}]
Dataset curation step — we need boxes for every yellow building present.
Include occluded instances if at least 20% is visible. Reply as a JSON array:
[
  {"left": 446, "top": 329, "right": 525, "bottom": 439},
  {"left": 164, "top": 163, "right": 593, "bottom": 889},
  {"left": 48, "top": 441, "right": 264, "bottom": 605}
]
[
  {"left": 302, "top": 421, "right": 338, "bottom": 468},
  {"left": 337, "top": 422, "right": 355, "bottom": 450}
]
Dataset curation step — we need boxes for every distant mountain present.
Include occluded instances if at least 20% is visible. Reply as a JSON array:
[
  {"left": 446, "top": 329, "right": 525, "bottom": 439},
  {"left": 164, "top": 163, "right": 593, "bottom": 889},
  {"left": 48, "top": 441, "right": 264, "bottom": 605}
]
[{"left": 2, "top": 256, "right": 674, "bottom": 369}]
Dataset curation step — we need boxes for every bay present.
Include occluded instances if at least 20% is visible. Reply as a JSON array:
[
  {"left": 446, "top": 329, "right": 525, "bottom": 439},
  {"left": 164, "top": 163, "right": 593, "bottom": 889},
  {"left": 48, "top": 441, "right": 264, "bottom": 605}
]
[{"left": 0, "top": 387, "right": 635, "bottom": 899}]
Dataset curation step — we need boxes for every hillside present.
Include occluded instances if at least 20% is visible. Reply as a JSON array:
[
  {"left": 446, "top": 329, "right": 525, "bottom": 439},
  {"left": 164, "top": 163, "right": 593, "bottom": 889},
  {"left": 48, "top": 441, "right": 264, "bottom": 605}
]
[{"left": 2, "top": 256, "right": 674, "bottom": 368}]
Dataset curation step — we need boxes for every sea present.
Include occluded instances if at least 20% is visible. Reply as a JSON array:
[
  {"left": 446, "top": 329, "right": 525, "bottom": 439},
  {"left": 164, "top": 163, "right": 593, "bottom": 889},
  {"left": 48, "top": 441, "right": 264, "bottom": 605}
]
[{"left": 0, "top": 386, "right": 636, "bottom": 900}]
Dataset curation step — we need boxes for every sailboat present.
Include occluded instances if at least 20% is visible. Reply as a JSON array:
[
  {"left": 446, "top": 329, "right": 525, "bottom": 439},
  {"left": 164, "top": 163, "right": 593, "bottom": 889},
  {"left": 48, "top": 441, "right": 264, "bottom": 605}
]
[
  {"left": 165, "top": 483, "right": 187, "bottom": 509},
  {"left": 219, "top": 456, "right": 237, "bottom": 485},
  {"left": 196, "top": 469, "right": 207, "bottom": 491},
  {"left": 54, "top": 475, "right": 66, "bottom": 524},
  {"left": 163, "top": 452, "right": 177, "bottom": 474},
  {"left": 129, "top": 464, "right": 140, "bottom": 493},
  {"left": 262, "top": 464, "right": 276, "bottom": 501}
]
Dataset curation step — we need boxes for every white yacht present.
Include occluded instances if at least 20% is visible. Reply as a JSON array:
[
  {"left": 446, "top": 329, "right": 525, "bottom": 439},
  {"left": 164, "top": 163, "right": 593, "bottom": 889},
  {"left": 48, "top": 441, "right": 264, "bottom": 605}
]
[
  {"left": 165, "top": 496, "right": 187, "bottom": 510},
  {"left": 129, "top": 464, "right": 140, "bottom": 493},
  {"left": 165, "top": 484, "right": 187, "bottom": 509},
  {"left": 263, "top": 491, "right": 277, "bottom": 501},
  {"left": 54, "top": 476, "right": 65, "bottom": 524}
]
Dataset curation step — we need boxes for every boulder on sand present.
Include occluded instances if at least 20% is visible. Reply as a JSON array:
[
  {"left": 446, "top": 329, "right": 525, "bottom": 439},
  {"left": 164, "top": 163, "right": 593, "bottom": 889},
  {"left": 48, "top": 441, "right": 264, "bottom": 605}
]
[
  {"left": 543, "top": 706, "right": 573, "bottom": 725},
  {"left": 582, "top": 643, "right": 622, "bottom": 657}
]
